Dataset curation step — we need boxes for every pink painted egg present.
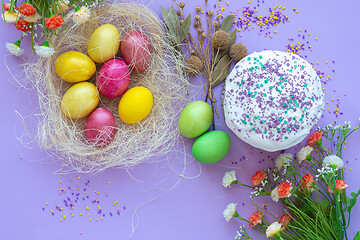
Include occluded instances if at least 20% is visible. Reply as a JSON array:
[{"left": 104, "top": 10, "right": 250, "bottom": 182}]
[
  {"left": 84, "top": 107, "right": 117, "bottom": 147},
  {"left": 97, "top": 59, "right": 130, "bottom": 99}
]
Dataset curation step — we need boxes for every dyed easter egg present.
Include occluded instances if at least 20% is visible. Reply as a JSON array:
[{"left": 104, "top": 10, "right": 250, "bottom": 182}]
[
  {"left": 88, "top": 24, "right": 121, "bottom": 63},
  {"left": 55, "top": 51, "right": 96, "bottom": 83},
  {"left": 61, "top": 82, "right": 99, "bottom": 119},
  {"left": 120, "top": 31, "right": 152, "bottom": 73},
  {"left": 84, "top": 107, "right": 117, "bottom": 147},
  {"left": 178, "top": 101, "right": 213, "bottom": 138},
  {"left": 97, "top": 59, "right": 130, "bottom": 99},
  {"left": 118, "top": 86, "right": 153, "bottom": 124},
  {"left": 192, "top": 131, "right": 231, "bottom": 164}
]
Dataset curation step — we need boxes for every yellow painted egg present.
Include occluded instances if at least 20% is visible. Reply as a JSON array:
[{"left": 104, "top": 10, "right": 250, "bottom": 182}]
[
  {"left": 55, "top": 51, "right": 96, "bottom": 83},
  {"left": 118, "top": 86, "right": 153, "bottom": 124},
  {"left": 87, "top": 24, "right": 121, "bottom": 63},
  {"left": 61, "top": 82, "right": 100, "bottom": 119}
]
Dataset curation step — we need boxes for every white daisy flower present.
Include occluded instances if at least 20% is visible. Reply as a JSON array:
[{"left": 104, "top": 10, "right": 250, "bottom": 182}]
[
  {"left": 24, "top": 12, "right": 41, "bottom": 23},
  {"left": 6, "top": 41, "right": 24, "bottom": 56},
  {"left": 2, "top": 11, "right": 19, "bottom": 23},
  {"left": 271, "top": 187, "right": 279, "bottom": 202},
  {"left": 34, "top": 41, "right": 55, "bottom": 58},
  {"left": 296, "top": 146, "right": 313, "bottom": 163},
  {"left": 73, "top": 6, "right": 91, "bottom": 23},
  {"left": 322, "top": 155, "right": 344, "bottom": 170},
  {"left": 223, "top": 203, "right": 237, "bottom": 222},
  {"left": 222, "top": 170, "right": 237, "bottom": 188},
  {"left": 275, "top": 153, "right": 293, "bottom": 170},
  {"left": 266, "top": 222, "right": 282, "bottom": 237}
]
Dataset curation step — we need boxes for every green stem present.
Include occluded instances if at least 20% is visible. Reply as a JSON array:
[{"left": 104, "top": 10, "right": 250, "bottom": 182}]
[{"left": 233, "top": 180, "right": 254, "bottom": 189}]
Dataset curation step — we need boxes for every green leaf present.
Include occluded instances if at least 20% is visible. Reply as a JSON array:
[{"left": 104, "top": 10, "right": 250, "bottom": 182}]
[
  {"left": 347, "top": 189, "right": 360, "bottom": 213},
  {"left": 180, "top": 13, "right": 191, "bottom": 42},
  {"left": 211, "top": 54, "right": 232, "bottom": 88},
  {"left": 354, "top": 231, "right": 360, "bottom": 240},
  {"left": 220, "top": 14, "right": 234, "bottom": 33},
  {"left": 160, "top": 6, "right": 180, "bottom": 43},
  {"left": 213, "top": 29, "right": 236, "bottom": 67}
]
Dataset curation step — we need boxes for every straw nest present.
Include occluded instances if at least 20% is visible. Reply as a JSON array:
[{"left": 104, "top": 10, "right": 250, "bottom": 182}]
[{"left": 24, "top": 3, "right": 189, "bottom": 173}]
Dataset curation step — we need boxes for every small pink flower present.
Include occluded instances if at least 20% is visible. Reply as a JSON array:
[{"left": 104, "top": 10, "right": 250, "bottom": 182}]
[
  {"left": 307, "top": 131, "right": 323, "bottom": 146},
  {"left": 327, "top": 180, "right": 348, "bottom": 194},
  {"left": 279, "top": 214, "right": 291, "bottom": 228},
  {"left": 251, "top": 170, "right": 267, "bottom": 186},
  {"left": 300, "top": 174, "right": 315, "bottom": 191},
  {"left": 277, "top": 181, "right": 293, "bottom": 199},
  {"left": 249, "top": 211, "right": 264, "bottom": 227}
]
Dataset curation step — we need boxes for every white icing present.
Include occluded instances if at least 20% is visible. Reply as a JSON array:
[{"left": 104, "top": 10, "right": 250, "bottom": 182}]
[{"left": 223, "top": 50, "right": 324, "bottom": 152}]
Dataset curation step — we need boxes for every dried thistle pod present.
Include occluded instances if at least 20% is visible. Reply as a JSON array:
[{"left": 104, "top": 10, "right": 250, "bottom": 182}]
[
  {"left": 180, "top": 19, "right": 184, "bottom": 25},
  {"left": 179, "top": 2, "right": 185, "bottom": 8},
  {"left": 194, "top": 22, "right": 199, "bottom": 27},
  {"left": 185, "top": 55, "right": 204, "bottom": 76},
  {"left": 197, "top": 28, "right": 203, "bottom": 35},
  {"left": 196, "top": 6, "right": 201, "bottom": 13},
  {"left": 212, "top": 30, "right": 230, "bottom": 50},
  {"left": 195, "top": 15, "right": 200, "bottom": 20},
  {"left": 208, "top": 10, "right": 213, "bottom": 16},
  {"left": 201, "top": 32, "right": 207, "bottom": 38},
  {"left": 229, "top": 42, "right": 248, "bottom": 61},
  {"left": 213, "top": 21, "right": 219, "bottom": 27},
  {"left": 176, "top": 10, "right": 181, "bottom": 16}
]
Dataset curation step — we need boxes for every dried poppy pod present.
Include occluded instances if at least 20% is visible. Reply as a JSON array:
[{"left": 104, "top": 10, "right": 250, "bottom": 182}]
[
  {"left": 229, "top": 42, "right": 248, "bottom": 61},
  {"left": 185, "top": 55, "right": 204, "bottom": 76},
  {"left": 212, "top": 30, "right": 230, "bottom": 50}
]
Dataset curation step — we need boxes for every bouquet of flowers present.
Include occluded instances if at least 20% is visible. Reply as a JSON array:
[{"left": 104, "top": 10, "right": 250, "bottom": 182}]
[
  {"left": 2, "top": 0, "right": 101, "bottom": 57},
  {"left": 222, "top": 122, "right": 360, "bottom": 240}
]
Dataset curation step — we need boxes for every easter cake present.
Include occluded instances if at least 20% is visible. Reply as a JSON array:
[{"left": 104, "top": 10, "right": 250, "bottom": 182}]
[{"left": 223, "top": 50, "right": 324, "bottom": 152}]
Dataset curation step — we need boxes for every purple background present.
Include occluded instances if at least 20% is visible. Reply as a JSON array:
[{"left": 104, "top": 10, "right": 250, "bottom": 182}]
[{"left": 1, "top": 0, "right": 360, "bottom": 239}]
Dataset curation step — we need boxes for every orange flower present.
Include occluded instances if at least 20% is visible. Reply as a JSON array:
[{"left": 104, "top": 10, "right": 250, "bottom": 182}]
[
  {"left": 15, "top": 19, "right": 30, "bottom": 32},
  {"left": 327, "top": 180, "right": 348, "bottom": 194},
  {"left": 300, "top": 173, "right": 314, "bottom": 191},
  {"left": 277, "top": 181, "right": 293, "bottom": 198},
  {"left": 44, "top": 14, "right": 64, "bottom": 29},
  {"left": 251, "top": 170, "right": 267, "bottom": 186},
  {"left": 307, "top": 131, "right": 323, "bottom": 146},
  {"left": 249, "top": 211, "right": 264, "bottom": 227},
  {"left": 3, "top": 3, "right": 10, "bottom": 11},
  {"left": 279, "top": 214, "right": 291, "bottom": 228},
  {"left": 18, "top": 3, "right": 36, "bottom": 16}
]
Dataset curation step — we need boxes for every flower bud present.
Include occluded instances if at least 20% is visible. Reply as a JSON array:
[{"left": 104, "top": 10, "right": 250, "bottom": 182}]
[
  {"left": 195, "top": 15, "right": 200, "bottom": 20},
  {"left": 179, "top": 2, "right": 185, "bottom": 8},
  {"left": 213, "top": 21, "right": 219, "bottom": 27},
  {"left": 196, "top": 6, "right": 201, "bottom": 12}
]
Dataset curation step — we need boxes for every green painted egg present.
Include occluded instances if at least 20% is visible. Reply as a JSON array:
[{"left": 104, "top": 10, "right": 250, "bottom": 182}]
[
  {"left": 178, "top": 101, "right": 213, "bottom": 138},
  {"left": 192, "top": 131, "right": 231, "bottom": 164}
]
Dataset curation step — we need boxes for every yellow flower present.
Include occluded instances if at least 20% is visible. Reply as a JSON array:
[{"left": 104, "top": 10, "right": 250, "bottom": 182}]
[
  {"left": 2, "top": 11, "right": 20, "bottom": 23},
  {"left": 24, "top": 12, "right": 41, "bottom": 23},
  {"left": 266, "top": 222, "right": 282, "bottom": 237}
]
